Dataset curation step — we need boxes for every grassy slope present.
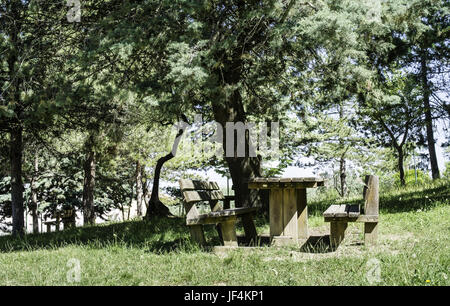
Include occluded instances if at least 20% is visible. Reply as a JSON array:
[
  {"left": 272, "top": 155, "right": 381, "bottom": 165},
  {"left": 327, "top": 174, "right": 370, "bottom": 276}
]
[{"left": 0, "top": 181, "right": 449, "bottom": 286}]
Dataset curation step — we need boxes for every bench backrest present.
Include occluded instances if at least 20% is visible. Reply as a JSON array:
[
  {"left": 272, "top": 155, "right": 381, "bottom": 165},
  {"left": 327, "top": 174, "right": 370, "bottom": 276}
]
[
  {"left": 363, "top": 175, "right": 379, "bottom": 216},
  {"left": 179, "top": 179, "right": 225, "bottom": 220}
]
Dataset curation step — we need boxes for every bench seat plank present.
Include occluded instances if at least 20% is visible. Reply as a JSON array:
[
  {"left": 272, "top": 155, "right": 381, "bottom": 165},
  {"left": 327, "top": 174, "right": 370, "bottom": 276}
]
[
  {"left": 347, "top": 204, "right": 360, "bottom": 218},
  {"left": 186, "top": 207, "right": 257, "bottom": 225},
  {"left": 324, "top": 214, "right": 378, "bottom": 223},
  {"left": 323, "top": 205, "right": 341, "bottom": 218},
  {"left": 323, "top": 204, "right": 360, "bottom": 219},
  {"left": 335, "top": 205, "right": 348, "bottom": 217}
]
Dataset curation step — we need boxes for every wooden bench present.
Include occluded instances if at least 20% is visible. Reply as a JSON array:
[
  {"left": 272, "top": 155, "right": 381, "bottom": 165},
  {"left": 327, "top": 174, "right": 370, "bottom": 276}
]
[
  {"left": 43, "top": 219, "right": 60, "bottom": 233},
  {"left": 43, "top": 209, "right": 76, "bottom": 232},
  {"left": 323, "top": 175, "right": 379, "bottom": 248},
  {"left": 179, "top": 179, "right": 258, "bottom": 246}
]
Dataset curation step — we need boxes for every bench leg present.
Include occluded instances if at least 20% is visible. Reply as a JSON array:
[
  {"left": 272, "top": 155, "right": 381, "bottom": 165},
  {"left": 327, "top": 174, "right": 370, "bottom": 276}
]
[
  {"left": 46, "top": 224, "right": 51, "bottom": 233},
  {"left": 189, "top": 225, "right": 206, "bottom": 246},
  {"left": 241, "top": 213, "right": 258, "bottom": 245},
  {"left": 330, "top": 221, "right": 347, "bottom": 248},
  {"left": 223, "top": 198, "right": 231, "bottom": 210},
  {"left": 364, "top": 222, "right": 378, "bottom": 246},
  {"left": 220, "top": 219, "right": 238, "bottom": 247},
  {"left": 215, "top": 224, "right": 223, "bottom": 244}
]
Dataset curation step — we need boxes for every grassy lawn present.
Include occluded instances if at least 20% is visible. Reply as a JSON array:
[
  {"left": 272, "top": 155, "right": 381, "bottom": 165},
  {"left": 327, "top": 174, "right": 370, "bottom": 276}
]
[{"left": 0, "top": 181, "right": 449, "bottom": 286}]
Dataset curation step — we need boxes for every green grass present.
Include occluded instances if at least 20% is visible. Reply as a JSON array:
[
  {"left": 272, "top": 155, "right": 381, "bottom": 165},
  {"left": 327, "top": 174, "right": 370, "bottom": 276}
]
[{"left": 0, "top": 180, "right": 449, "bottom": 286}]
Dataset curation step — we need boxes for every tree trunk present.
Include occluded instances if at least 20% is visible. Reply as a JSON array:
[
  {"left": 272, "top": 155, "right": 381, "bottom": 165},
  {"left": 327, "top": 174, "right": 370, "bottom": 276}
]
[
  {"left": 398, "top": 147, "right": 406, "bottom": 186},
  {"left": 136, "top": 160, "right": 143, "bottom": 217},
  {"left": 145, "top": 154, "right": 174, "bottom": 218},
  {"left": 144, "top": 119, "right": 186, "bottom": 219},
  {"left": 10, "top": 126, "right": 25, "bottom": 237},
  {"left": 211, "top": 88, "right": 265, "bottom": 209},
  {"left": 30, "top": 156, "right": 39, "bottom": 234},
  {"left": 225, "top": 156, "right": 263, "bottom": 208},
  {"left": 82, "top": 137, "right": 96, "bottom": 225},
  {"left": 338, "top": 104, "right": 347, "bottom": 198},
  {"left": 420, "top": 53, "right": 440, "bottom": 180},
  {"left": 339, "top": 156, "right": 347, "bottom": 197}
]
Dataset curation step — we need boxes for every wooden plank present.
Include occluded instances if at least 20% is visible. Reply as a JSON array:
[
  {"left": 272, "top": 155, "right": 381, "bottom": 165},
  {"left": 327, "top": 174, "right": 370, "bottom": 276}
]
[
  {"left": 279, "top": 178, "right": 292, "bottom": 183},
  {"left": 357, "top": 215, "right": 378, "bottom": 222},
  {"left": 335, "top": 205, "right": 348, "bottom": 217},
  {"left": 330, "top": 221, "right": 347, "bottom": 248},
  {"left": 323, "top": 204, "right": 350, "bottom": 218},
  {"left": 187, "top": 215, "right": 231, "bottom": 225},
  {"left": 282, "top": 188, "right": 298, "bottom": 238},
  {"left": 363, "top": 175, "right": 379, "bottom": 216},
  {"left": 324, "top": 214, "right": 378, "bottom": 223},
  {"left": 248, "top": 182, "right": 324, "bottom": 189},
  {"left": 269, "top": 189, "right": 283, "bottom": 237},
  {"left": 364, "top": 222, "right": 378, "bottom": 246},
  {"left": 189, "top": 225, "right": 206, "bottom": 245},
  {"left": 296, "top": 188, "right": 308, "bottom": 239},
  {"left": 347, "top": 204, "right": 360, "bottom": 218},
  {"left": 247, "top": 177, "right": 325, "bottom": 189},
  {"left": 179, "top": 179, "right": 220, "bottom": 191},
  {"left": 220, "top": 217, "right": 238, "bottom": 247},
  {"left": 323, "top": 205, "right": 340, "bottom": 218},
  {"left": 220, "top": 207, "right": 257, "bottom": 216},
  {"left": 182, "top": 190, "right": 225, "bottom": 203},
  {"left": 252, "top": 177, "right": 268, "bottom": 183},
  {"left": 184, "top": 202, "right": 200, "bottom": 219},
  {"left": 185, "top": 207, "right": 257, "bottom": 225},
  {"left": 292, "top": 177, "right": 323, "bottom": 182},
  {"left": 209, "top": 200, "right": 222, "bottom": 212}
]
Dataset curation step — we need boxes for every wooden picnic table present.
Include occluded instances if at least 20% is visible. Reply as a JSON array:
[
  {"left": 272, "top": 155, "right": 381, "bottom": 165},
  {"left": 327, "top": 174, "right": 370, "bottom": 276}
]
[{"left": 247, "top": 177, "right": 325, "bottom": 245}]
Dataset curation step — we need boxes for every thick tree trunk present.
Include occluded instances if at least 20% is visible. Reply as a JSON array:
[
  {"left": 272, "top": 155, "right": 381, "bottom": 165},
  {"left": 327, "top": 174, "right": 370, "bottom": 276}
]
[
  {"left": 212, "top": 88, "right": 265, "bottom": 209},
  {"left": 30, "top": 156, "right": 39, "bottom": 234},
  {"left": 225, "top": 156, "right": 263, "bottom": 208},
  {"left": 420, "top": 53, "right": 440, "bottom": 180},
  {"left": 10, "top": 126, "right": 25, "bottom": 237},
  {"left": 136, "top": 160, "right": 143, "bottom": 217},
  {"left": 82, "top": 138, "right": 96, "bottom": 225}
]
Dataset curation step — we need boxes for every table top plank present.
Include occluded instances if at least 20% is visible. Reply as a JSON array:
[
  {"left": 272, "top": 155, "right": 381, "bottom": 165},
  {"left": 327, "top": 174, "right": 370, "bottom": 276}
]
[{"left": 247, "top": 177, "right": 325, "bottom": 189}]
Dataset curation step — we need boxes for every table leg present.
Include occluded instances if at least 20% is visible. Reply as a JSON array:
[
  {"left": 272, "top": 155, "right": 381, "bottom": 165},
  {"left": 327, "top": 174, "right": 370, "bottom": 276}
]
[
  {"left": 269, "top": 189, "right": 283, "bottom": 237},
  {"left": 282, "top": 188, "right": 298, "bottom": 239},
  {"left": 296, "top": 189, "right": 308, "bottom": 239}
]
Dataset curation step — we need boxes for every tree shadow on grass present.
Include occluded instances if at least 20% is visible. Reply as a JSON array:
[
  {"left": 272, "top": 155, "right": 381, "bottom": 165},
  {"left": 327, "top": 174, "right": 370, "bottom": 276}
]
[
  {"left": 0, "top": 217, "right": 193, "bottom": 253},
  {"left": 299, "top": 235, "right": 336, "bottom": 253},
  {"left": 0, "top": 216, "right": 270, "bottom": 254}
]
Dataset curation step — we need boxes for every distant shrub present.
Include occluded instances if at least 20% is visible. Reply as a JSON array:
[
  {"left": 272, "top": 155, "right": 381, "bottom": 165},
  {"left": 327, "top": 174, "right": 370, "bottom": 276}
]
[{"left": 393, "top": 169, "right": 431, "bottom": 186}]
